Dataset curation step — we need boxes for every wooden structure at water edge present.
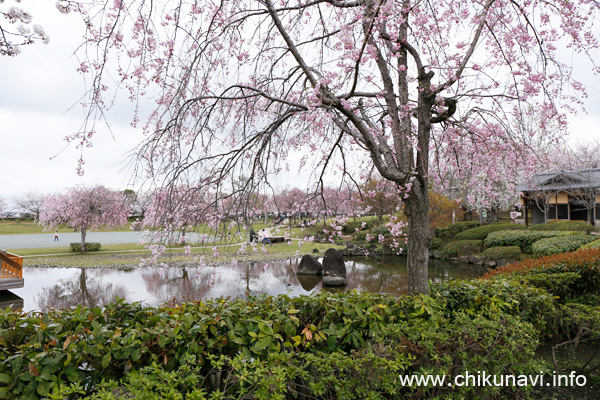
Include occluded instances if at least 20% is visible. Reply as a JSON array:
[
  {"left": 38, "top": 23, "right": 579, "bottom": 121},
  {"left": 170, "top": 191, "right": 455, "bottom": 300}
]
[{"left": 0, "top": 250, "right": 24, "bottom": 290}]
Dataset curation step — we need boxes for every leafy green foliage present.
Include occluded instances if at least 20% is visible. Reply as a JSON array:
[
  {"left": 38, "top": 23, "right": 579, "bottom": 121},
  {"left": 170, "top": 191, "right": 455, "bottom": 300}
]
[
  {"left": 578, "top": 238, "right": 600, "bottom": 250},
  {"left": 485, "top": 248, "right": 600, "bottom": 299},
  {"left": 454, "top": 222, "right": 526, "bottom": 241},
  {"left": 548, "top": 303, "right": 600, "bottom": 376},
  {"left": 532, "top": 234, "right": 596, "bottom": 256},
  {"left": 371, "top": 225, "right": 390, "bottom": 237},
  {"left": 441, "top": 239, "right": 483, "bottom": 257},
  {"left": 484, "top": 230, "right": 575, "bottom": 253},
  {"left": 528, "top": 221, "right": 594, "bottom": 232},
  {"left": 341, "top": 220, "right": 372, "bottom": 234},
  {"left": 518, "top": 272, "right": 582, "bottom": 301},
  {"left": 429, "top": 237, "right": 443, "bottom": 251},
  {"left": 431, "top": 278, "right": 555, "bottom": 330},
  {"left": 434, "top": 221, "right": 480, "bottom": 238},
  {"left": 70, "top": 242, "right": 102, "bottom": 252},
  {"left": 0, "top": 291, "right": 542, "bottom": 400},
  {"left": 482, "top": 246, "right": 523, "bottom": 261}
]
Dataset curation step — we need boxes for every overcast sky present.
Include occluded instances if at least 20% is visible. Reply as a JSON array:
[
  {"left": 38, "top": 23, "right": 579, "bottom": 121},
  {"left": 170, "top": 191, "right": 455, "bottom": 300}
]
[{"left": 1, "top": 0, "right": 599, "bottom": 210}]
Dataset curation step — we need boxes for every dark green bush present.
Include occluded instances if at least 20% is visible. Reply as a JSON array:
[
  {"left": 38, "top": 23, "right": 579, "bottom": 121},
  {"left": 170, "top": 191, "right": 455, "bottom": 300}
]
[
  {"left": 429, "top": 237, "right": 443, "bottom": 251},
  {"left": 484, "top": 230, "right": 575, "bottom": 253},
  {"left": 434, "top": 221, "right": 480, "bottom": 238},
  {"left": 482, "top": 246, "right": 523, "bottom": 261},
  {"left": 441, "top": 239, "right": 483, "bottom": 257},
  {"left": 70, "top": 242, "right": 101, "bottom": 252},
  {"left": 485, "top": 248, "right": 600, "bottom": 298},
  {"left": 531, "top": 234, "right": 596, "bottom": 256},
  {"left": 519, "top": 272, "right": 582, "bottom": 301},
  {"left": 432, "top": 277, "right": 555, "bottom": 330},
  {"left": 454, "top": 223, "right": 527, "bottom": 241},
  {"left": 354, "top": 231, "right": 367, "bottom": 241},
  {"left": 529, "top": 220, "right": 594, "bottom": 232},
  {"left": 370, "top": 225, "right": 390, "bottom": 237},
  {"left": 341, "top": 220, "right": 371, "bottom": 234},
  {"left": 547, "top": 303, "right": 600, "bottom": 376}
]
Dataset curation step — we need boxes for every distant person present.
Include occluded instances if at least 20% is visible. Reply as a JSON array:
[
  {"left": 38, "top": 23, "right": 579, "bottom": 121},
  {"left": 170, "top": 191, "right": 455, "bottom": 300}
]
[
  {"left": 262, "top": 229, "right": 272, "bottom": 246},
  {"left": 54, "top": 231, "right": 59, "bottom": 241}
]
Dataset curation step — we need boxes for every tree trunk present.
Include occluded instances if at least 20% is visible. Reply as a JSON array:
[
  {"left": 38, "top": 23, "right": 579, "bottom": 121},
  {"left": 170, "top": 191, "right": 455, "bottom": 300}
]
[
  {"left": 404, "top": 180, "right": 430, "bottom": 295},
  {"left": 80, "top": 227, "right": 87, "bottom": 252}
]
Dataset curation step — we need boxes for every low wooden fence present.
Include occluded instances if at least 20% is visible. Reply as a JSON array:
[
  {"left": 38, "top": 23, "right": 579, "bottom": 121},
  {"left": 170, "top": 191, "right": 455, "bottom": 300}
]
[{"left": 0, "top": 251, "right": 23, "bottom": 279}]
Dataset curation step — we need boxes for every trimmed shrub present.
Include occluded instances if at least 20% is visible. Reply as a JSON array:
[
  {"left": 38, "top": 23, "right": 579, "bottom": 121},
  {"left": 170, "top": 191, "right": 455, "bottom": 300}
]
[
  {"left": 434, "top": 221, "right": 480, "bottom": 238},
  {"left": 482, "top": 246, "right": 523, "bottom": 261},
  {"left": 579, "top": 238, "right": 600, "bottom": 250},
  {"left": 441, "top": 239, "right": 483, "bottom": 257},
  {"left": 341, "top": 220, "right": 371, "bottom": 234},
  {"left": 354, "top": 231, "right": 367, "bottom": 241},
  {"left": 531, "top": 234, "right": 596, "bottom": 256},
  {"left": 484, "top": 230, "right": 575, "bottom": 253},
  {"left": 454, "top": 222, "right": 526, "bottom": 241},
  {"left": 429, "top": 237, "right": 443, "bottom": 251},
  {"left": 484, "top": 248, "right": 600, "bottom": 297},
  {"left": 432, "top": 277, "right": 555, "bottom": 329},
  {"left": 371, "top": 225, "right": 390, "bottom": 237},
  {"left": 529, "top": 220, "right": 594, "bottom": 232},
  {"left": 70, "top": 242, "right": 101, "bottom": 252}
]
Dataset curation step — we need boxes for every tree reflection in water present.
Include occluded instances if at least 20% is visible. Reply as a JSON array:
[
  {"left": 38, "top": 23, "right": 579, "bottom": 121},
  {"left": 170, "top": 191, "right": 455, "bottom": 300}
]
[
  {"left": 26, "top": 257, "right": 487, "bottom": 311},
  {"left": 36, "top": 268, "right": 128, "bottom": 311}
]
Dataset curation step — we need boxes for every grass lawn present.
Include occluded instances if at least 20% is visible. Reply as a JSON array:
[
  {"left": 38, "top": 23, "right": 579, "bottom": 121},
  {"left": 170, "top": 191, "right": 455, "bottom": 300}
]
[
  {"left": 0, "top": 220, "right": 133, "bottom": 235},
  {"left": 12, "top": 240, "right": 345, "bottom": 267}
]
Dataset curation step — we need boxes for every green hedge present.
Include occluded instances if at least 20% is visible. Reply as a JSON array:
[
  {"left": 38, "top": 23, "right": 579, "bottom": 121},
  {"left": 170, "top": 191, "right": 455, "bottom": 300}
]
[
  {"left": 441, "top": 239, "right": 483, "bottom": 257},
  {"left": 518, "top": 272, "right": 583, "bottom": 301},
  {"left": 484, "top": 230, "right": 575, "bottom": 253},
  {"left": 579, "top": 238, "right": 600, "bottom": 250},
  {"left": 0, "top": 291, "right": 543, "bottom": 400},
  {"left": 529, "top": 220, "right": 594, "bottom": 232},
  {"left": 531, "top": 234, "right": 596, "bottom": 256},
  {"left": 429, "top": 237, "right": 443, "bottom": 251},
  {"left": 431, "top": 277, "right": 555, "bottom": 329},
  {"left": 341, "top": 220, "right": 371, "bottom": 234},
  {"left": 434, "top": 221, "right": 480, "bottom": 238},
  {"left": 485, "top": 248, "right": 600, "bottom": 298},
  {"left": 70, "top": 242, "right": 102, "bottom": 252},
  {"left": 454, "top": 223, "right": 526, "bottom": 241},
  {"left": 482, "top": 246, "right": 523, "bottom": 261}
]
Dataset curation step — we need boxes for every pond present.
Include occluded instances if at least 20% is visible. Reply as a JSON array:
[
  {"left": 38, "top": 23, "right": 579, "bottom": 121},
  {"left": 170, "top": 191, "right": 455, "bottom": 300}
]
[{"left": 4, "top": 257, "right": 488, "bottom": 312}]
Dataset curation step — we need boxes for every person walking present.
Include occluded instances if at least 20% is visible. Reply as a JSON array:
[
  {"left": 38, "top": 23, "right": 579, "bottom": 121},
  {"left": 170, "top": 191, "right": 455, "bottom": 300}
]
[
  {"left": 261, "top": 229, "right": 272, "bottom": 245},
  {"left": 54, "top": 231, "right": 59, "bottom": 241}
]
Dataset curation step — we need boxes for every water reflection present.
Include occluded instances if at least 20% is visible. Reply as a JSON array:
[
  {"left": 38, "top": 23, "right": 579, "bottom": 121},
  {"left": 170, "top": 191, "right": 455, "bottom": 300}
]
[
  {"left": 36, "top": 268, "right": 128, "bottom": 310},
  {"left": 11, "top": 257, "right": 488, "bottom": 312},
  {"left": 0, "top": 291, "right": 23, "bottom": 310}
]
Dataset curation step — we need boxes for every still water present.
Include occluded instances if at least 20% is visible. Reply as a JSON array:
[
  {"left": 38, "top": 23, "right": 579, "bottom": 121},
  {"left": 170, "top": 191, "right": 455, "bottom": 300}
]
[{"left": 5, "top": 257, "right": 487, "bottom": 312}]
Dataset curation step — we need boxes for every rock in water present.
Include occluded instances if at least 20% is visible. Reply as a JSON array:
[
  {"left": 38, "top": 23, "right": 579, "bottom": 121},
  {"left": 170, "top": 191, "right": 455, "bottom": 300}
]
[
  {"left": 322, "top": 276, "right": 347, "bottom": 286},
  {"left": 297, "top": 254, "right": 322, "bottom": 275},
  {"left": 322, "top": 248, "right": 347, "bottom": 286}
]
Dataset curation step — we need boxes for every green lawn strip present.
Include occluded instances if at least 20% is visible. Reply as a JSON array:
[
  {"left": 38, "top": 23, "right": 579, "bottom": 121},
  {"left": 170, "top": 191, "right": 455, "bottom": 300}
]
[
  {"left": 14, "top": 241, "right": 344, "bottom": 267},
  {"left": 0, "top": 221, "right": 133, "bottom": 235}
]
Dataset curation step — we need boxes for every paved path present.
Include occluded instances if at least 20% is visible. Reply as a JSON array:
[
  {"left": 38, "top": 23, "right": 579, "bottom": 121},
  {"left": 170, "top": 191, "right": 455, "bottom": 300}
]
[{"left": 0, "top": 232, "right": 143, "bottom": 250}]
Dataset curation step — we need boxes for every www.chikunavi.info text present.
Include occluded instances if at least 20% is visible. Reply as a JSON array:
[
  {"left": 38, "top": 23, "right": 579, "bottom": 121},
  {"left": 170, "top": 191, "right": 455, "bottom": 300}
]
[{"left": 399, "top": 371, "right": 587, "bottom": 388}]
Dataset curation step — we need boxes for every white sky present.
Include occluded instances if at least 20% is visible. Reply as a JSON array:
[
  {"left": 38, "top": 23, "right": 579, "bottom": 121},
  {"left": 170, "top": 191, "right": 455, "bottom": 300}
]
[{"left": 0, "top": 0, "right": 599, "bottom": 210}]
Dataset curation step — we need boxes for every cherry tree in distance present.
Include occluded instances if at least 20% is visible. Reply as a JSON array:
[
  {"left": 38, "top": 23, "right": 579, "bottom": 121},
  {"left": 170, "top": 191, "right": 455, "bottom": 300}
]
[
  {"left": 39, "top": 185, "right": 128, "bottom": 252},
  {"left": 68, "top": 0, "right": 599, "bottom": 293}
]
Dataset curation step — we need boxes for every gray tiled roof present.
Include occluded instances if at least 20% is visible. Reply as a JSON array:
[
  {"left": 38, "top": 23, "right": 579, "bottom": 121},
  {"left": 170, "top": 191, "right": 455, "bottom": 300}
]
[{"left": 519, "top": 168, "right": 600, "bottom": 192}]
